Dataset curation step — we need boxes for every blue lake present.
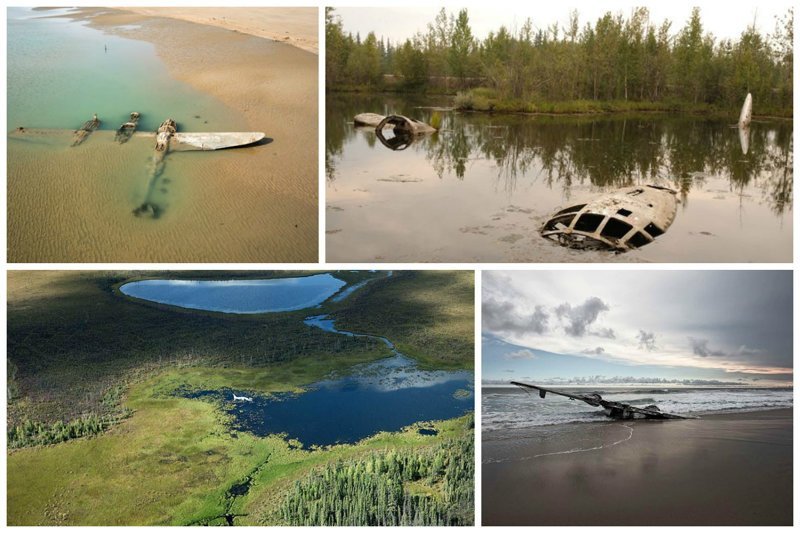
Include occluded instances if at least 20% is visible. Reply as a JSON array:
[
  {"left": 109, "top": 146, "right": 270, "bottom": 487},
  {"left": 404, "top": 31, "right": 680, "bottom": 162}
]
[
  {"left": 119, "top": 274, "right": 347, "bottom": 313},
  {"left": 187, "top": 354, "right": 473, "bottom": 448}
]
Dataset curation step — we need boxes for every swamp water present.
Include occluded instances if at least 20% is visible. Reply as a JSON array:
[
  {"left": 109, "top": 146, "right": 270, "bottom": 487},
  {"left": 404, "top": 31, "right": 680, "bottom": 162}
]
[
  {"left": 7, "top": 8, "right": 255, "bottom": 262},
  {"left": 177, "top": 308, "right": 473, "bottom": 448},
  {"left": 326, "top": 94, "right": 792, "bottom": 263}
]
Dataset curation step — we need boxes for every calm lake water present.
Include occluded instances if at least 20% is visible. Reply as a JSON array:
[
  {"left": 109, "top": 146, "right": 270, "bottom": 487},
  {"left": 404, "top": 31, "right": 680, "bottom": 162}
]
[
  {"left": 119, "top": 274, "right": 346, "bottom": 313},
  {"left": 183, "top": 313, "right": 473, "bottom": 447},
  {"left": 326, "top": 94, "right": 793, "bottom": 262}
]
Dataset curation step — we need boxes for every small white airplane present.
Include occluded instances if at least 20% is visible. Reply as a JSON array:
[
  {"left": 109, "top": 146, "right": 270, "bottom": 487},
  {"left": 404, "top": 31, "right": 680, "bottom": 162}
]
[{"left": 232, "top": 393, "right": 253, "bottom": 402}]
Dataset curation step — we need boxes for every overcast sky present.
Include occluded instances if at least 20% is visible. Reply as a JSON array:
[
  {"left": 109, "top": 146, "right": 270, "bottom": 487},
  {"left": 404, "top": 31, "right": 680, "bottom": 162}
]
[
  {"left": 482, "top": 270, "right": 792, "bottom": 385},
  {"left": 333, "top": 3, "right": 791, "bottom": 44}
]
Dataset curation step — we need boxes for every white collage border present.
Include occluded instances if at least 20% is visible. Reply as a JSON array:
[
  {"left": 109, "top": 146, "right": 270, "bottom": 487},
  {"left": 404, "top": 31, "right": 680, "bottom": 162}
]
[{"left": 2, "top": 0, "right": 798, "bottom": 530}]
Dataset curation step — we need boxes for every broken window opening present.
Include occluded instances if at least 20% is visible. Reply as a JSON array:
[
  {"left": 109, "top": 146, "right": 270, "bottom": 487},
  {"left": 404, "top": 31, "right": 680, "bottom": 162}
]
[
  {"left": 644, "top": 222, "right": 664, "bottom": 237},
  {"left": 554, "top": 204, "right": 586, "bottom": 217},
  {"left": 627, "top": 232, "right": 651, "bottom": 248},
  {"left": 573, "top": 213, "right": 605, "bottom": 233},
  {"left": 601, "top": 218, "right": 633, "bottom": 239},
  {"left": 616, "top": 208, "right": 632, "bottom": 217},
  {"left": 543, "top": 214, "right": 577, "bottom": 231}
]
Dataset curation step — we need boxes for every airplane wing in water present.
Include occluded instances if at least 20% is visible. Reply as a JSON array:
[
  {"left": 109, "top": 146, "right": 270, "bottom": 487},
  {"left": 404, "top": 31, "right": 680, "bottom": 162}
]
[{"left": 510, "top": 381, "right": 603, "bottom": 407}]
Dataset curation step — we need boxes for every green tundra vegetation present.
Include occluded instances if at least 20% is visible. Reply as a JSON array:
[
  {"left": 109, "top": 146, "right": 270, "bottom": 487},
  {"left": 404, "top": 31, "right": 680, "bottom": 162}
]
[
  {"left": 326, "top": 7, "right": 793, "bottom": 116},
  {"left": 7, "top": 271, "right": 474, "bottom": 525}
]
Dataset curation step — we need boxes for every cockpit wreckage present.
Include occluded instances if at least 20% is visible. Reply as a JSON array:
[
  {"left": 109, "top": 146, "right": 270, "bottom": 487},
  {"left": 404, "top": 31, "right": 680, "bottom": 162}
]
[
  {"left": 10, "top": 112, "right": 266, "bottom": 219},
  {"left": 540, "top": 185, "right": 678, "bottom": 252},
  {"left": 511, "top": 381, "right": 688, "bottom": 420}
]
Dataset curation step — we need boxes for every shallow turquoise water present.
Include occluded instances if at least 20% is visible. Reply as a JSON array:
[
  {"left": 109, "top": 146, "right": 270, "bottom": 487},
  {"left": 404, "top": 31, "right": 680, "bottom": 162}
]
[
  {"left": 120, "top": 275, "right": 348, "bottom": 313},
  {"left": 7, "top": 7, "right": 242, "bottom": 133}
]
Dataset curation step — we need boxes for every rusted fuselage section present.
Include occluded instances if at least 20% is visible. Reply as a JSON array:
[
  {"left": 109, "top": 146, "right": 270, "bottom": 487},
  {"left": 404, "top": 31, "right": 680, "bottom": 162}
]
[
  {"left": 541, "top": 185, "right": 678, "bottom": 252},
  {"left": 511, "top": 382, "right": 687, "bottom": 420}
]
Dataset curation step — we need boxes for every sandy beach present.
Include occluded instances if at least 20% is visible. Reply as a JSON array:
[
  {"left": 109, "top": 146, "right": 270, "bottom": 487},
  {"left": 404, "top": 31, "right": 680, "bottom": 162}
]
[
  {"left": 9, "top": 7, "right": 318, "bottom": 262},
  {"left": 120, "top": 7, "right": 318, "bottom": 54},
  {"left": 482, "top": 409, "right": 792, "bottom": 525}
]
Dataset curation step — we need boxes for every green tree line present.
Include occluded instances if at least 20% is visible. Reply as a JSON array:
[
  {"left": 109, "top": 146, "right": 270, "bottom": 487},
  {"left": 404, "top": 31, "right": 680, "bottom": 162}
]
[
  {"left": 326, "top": 7, "right": 793, "bottom": 114},
  {"left": 278, "top": 428, "right": 474, "bottom": 526}
]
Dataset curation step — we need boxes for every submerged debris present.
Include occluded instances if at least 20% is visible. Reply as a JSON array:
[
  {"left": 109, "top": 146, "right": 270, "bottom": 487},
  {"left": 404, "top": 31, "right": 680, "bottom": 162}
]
[
  {"left": 354, "top": 113, "right": 437, "bottom": 151},
  {"left": 71, "top": 113, "right": 100, "bottom": 146},
  {"left": 512, "top": 382, "right": 688, "bottom": 420},
  {"left": 114, "top": 111, "right": 140, "bottom": 144},
  {"left": 132, "top": 202, "right": 160, "bottom": 219},
  {"left": 541, "top": 185, "right": 678, "bottom": 252},
  {"left": 376, "top": 114, "right": 437, "bottom": 135}
]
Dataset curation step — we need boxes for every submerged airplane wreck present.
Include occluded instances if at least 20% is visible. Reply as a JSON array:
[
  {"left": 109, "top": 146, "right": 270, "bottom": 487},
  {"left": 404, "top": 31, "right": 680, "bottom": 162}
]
[
  {"left": 10, "top": 112, "right": 266, "bottom": 218},
  {"left": 354, "top": 113, "right": 437, "bottom": 151},
  {"left": 541, "top": 185, "right": 678, "bottom": 252},
  {"left": 511, "top": 381, "right": 687, "bottom": 420}
]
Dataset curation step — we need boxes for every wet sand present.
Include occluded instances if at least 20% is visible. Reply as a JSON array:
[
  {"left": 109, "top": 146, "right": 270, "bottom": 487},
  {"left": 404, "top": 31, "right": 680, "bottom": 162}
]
[
  {"left": 9, "top": 8, "right": 317, "bottom": 263},
  {"left": 120, "top": 7, "right": 318, "bottom": 54},
  {"left": 482, "top": 409, "right": 792, "bottom": 525}
]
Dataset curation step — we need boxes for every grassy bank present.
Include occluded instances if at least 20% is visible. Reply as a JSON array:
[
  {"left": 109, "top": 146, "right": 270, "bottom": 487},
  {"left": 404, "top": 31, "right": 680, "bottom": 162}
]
[
  {"left": 331, "top": 271, "right": 475, "bottom": 370},
  {"left": 453, "top": 88, "right": 793, "bottom": 118}
]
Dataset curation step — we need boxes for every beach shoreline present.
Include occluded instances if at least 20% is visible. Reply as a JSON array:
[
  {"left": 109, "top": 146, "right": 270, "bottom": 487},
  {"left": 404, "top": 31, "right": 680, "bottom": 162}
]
[
  {"left": 482, "top": 408, "right": 792, "bottom": 525},
  {"left": 119, "top": 7, "right": 318, "bottom": 55}
]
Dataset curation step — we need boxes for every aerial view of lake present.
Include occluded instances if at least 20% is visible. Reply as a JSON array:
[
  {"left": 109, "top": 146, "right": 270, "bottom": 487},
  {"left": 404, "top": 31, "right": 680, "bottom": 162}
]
[
  {"left": 326, "top": 94, "right": 792, "bottom": 263},
  {"left": 119, "top": 274, "right": 347, "bottom": 313}
]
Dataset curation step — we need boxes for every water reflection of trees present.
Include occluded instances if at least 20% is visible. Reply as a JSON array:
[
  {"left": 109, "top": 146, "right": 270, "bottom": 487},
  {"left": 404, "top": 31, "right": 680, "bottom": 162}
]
[{"left": 327, "top": 95, "right": 792, "bottom": 214}]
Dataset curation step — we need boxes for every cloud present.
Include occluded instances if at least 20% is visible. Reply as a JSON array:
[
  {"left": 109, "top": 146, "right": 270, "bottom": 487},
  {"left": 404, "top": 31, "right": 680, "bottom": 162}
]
[
  {"left": 581, "top": 347, "right": 606, "bottom": 355},
  {"left": 505, "top": 349, "right": 537, "bottom": 360},
  {"left": 555, "top": 297, "right": 610, "bottom": 337},
  {"left": 534, "top": 375, "right": 744, "bottom": 386},
  {"left": 592, "top": 327, "right": 616, "bottom": 339},
  {"left": 637, "top": 330, "right": 657, "bottom": 351},
  {"left": 688, "top": 337, "right": 726, "bottom": 357},
  {"left": 483, "top": 299, "right": 550, "bottom": 335},
  {"left": 735, "top": 345, "right": 762, "bottom": 357}
]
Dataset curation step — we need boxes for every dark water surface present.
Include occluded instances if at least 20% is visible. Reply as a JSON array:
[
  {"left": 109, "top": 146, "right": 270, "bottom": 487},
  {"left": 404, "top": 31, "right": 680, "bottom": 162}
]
[{"left": 326, "top": 94, "right": 792, "bottom": 262}]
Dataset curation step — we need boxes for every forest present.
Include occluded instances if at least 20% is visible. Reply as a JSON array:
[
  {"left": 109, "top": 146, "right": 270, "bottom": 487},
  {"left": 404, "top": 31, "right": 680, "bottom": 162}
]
[
  {"left": 278, "top": 425, "right": 474, "bottom": 526},
  {"left": 326, "top": 7, "right": 793, "bottom": 115}
]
